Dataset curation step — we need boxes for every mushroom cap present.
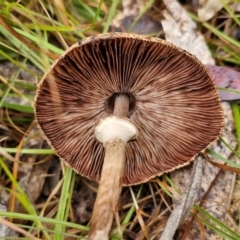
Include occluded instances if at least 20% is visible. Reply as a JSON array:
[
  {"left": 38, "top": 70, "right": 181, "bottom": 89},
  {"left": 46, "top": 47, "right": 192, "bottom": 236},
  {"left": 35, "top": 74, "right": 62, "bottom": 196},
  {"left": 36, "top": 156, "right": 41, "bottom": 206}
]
[{"left": 35, "top": 32, "right": 224, "bottom": 186}]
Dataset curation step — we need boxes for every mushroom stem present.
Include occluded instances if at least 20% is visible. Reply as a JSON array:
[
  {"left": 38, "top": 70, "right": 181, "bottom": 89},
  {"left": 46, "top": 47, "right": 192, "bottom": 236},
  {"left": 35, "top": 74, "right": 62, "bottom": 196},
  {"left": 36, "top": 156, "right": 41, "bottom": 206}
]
[
  {"left": 88, "top": 138, "right": 126, "bottom": 240},
  {"left": 89, "top": 94, "right": 137, "bottom": 240},
  {"left": 113, "top": 93, "right": 129, "bottom": 117}
]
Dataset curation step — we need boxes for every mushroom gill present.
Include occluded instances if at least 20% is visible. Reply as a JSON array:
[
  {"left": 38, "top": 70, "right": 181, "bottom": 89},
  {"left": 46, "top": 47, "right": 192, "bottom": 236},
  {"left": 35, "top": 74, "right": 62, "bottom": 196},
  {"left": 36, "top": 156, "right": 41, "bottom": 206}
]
[{"left": 35, "top": 33, "right": 224, "bottom": 186}]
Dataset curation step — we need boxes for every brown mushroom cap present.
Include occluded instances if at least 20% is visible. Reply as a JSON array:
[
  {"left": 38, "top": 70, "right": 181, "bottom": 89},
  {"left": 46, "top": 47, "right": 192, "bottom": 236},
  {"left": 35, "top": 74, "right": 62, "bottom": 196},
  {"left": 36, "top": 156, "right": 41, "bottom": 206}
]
[{"left": 35, "top": 32, "right": 224, "bottom": 185}]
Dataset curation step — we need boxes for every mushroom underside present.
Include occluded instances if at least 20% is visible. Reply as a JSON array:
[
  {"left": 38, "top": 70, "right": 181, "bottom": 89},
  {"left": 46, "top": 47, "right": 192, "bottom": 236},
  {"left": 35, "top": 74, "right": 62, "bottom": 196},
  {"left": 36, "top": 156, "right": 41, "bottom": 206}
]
[{"left": 35, "top": 34, "right": 223, "bottom": 185}]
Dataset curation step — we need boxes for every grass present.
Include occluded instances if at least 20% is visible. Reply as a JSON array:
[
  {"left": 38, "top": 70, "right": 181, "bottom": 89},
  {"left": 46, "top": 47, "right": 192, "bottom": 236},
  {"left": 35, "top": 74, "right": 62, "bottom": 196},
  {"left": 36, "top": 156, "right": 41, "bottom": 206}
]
[{"left": 0, "top": 0, "right": 240, "bottom": 239}]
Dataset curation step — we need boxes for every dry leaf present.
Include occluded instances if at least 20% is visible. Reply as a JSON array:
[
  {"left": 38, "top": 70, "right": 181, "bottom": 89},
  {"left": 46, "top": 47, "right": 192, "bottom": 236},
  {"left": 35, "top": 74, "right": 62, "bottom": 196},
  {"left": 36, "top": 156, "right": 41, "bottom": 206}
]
[
  {"left": 206, "top": 65, "right": 240, "bottom": 101},
  {"left": 198, "top": 0, "right": 240, "bottom": 21},
  {"left": 198, "top": 0, "right": 223, "bottom": 21},
  {"left": 162, "top": 0, "right": 214, "bottom": 64}
]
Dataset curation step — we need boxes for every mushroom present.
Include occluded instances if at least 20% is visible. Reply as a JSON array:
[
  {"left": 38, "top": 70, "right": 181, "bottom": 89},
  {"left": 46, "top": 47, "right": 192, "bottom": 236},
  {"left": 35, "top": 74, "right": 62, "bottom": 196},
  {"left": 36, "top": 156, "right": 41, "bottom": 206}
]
[{"left": 34, "top": 33, "right": 224, "bottom": 239}]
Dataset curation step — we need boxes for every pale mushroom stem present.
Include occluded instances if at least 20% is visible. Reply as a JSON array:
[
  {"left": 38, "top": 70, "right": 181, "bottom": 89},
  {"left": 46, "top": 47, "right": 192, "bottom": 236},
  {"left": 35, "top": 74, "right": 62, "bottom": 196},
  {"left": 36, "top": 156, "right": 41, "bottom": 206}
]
[
  {"left": 112, "top": 94, "right": 129, "bottom": 117},
  {"left": 89, "top": 94, "right": 131, "bottom": 240}
]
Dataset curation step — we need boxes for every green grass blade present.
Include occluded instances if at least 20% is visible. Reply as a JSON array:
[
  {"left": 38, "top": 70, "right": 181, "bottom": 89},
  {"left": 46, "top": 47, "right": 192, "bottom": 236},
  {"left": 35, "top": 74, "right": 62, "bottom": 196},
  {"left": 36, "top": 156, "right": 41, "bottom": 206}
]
[
  {"left": 2, "top": 148, "right": 55, "bottom": 154},
  {"left": 217, "top": 87, "right": 240, "bottom": 95},
  {"left": 0, "top": 212, "right": 88, "bottom": 232},
  {"left": 0, "top": 58, "right": 27, "bottom": 108},
  {"left": 54, "top": 167, "right": 74, "bottom": 240},
  {"left": 207, "top": 149, "right": 240, "bottom": 168},
  {"left": 195, "top": 205, "right": 240, "bottom": 239},
  {"left": 0, "top": 26, "right": 45, "bottom": 71},
  {"left": 232, "top": 102, "right": 240, "bottom": 153},
  {"left": 0, "top": 158, "right": 36, "bottom": 215},
  {"left": 219, "top": 136, "right": 240, "bottom": 159},
  {"left": 2, "top": 102, "right": 34, "bottom": 113},
  {"left": 220, "top": 0, "right": 240, "bottom": 26},
  {"left": 127, "top": 0, "right": 155, "bottom": 33},
  {"left": 14, "top": 28, "right": 63, "bottom": 55},
  {"left": 0, "top": 158, "right": 51, "bottom": 240},
  {"left": 231, "top": 102, "right": 240, "bottom": 231},
  {"left": 102, "top": 0, "right": 119, "bottom": 33},
  {"left": 122, "top": 185, "right": 143, "bottom": 225},
  {"left": 155, "top": 178, "right": 173, "bottom": 198},
  {"left": 91, "top": 0, "right": 103, "bottom": 28},
  {"left": 111, "top": 185, "right": 143, "bottom": 239},
  {"left": 189, "top": 13, "right": 240, "bottom": 49},
  {"left": 201, "top": 218, "right": 239, "bottom": 240}
]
